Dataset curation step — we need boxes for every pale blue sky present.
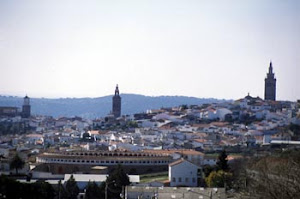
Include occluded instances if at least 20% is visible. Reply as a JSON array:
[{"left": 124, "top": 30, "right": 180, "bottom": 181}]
[{"left": 0, "top": 0, "right": 299, "bottom": 101}]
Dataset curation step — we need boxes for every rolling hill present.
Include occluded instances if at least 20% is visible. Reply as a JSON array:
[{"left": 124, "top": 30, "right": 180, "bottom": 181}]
[{"left": 0, "top": 94, "right": 228, "bottom": 119}]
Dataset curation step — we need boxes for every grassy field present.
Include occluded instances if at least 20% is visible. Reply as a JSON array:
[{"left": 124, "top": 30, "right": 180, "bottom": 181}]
[
  {"left": 140, "top": 171, "right": 168, "bottom": 183},
  {"left": 205, "top": 153, "right": 243, "bottom": 157}
]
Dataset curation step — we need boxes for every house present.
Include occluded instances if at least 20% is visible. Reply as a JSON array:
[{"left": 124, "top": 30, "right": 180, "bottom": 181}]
[
  {"left": 143, "top": 149, "right": 204, "bottom": 166},
  {"left": 192, "top": 139, "right": 205, "bottom": 149},
  {"left": 203, "top": 156, "right": 217, "bottom": 166},
  {"left": 216, "top": 108, "right": 232, "bottom": 121},
  {"left": 25, "top": 134, "right": 44, "bottom": 145},
  {"left": 169, "top": 158, "right": 202, "bottom": 187}
]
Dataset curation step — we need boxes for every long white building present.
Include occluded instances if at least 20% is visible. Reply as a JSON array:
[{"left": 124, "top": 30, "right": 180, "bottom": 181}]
[{"left": 36, "top": 150, "right": 172, "bottom": 166}]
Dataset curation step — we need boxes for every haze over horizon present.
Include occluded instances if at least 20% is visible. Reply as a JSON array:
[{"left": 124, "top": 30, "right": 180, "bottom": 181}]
[
  {"left": 0, "top": 92, "right": 231, "bottom": 100},
  {"left": 0, "top": 0, "right": 299, "bottom": 101}
]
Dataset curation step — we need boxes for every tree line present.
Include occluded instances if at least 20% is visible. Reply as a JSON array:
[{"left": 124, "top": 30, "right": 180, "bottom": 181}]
[{"left": 0, "top": 164, "right": 130, "bottom": 199}]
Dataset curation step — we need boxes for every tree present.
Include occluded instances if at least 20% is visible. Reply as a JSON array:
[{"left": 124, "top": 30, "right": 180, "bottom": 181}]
[
  {"left": 205, "top": 170, "right": 232, "bottom": 188},
  {"left": 0, "top": 175, "right": 56, "bottom": 199},
  {"left": 31, "top": 180, "right": 55, "bottom": 199},
  {"left": 216, "top": 150, "right": 229, "bottom": 171},
  {"left": 65, "top": 175, "right": 79, "bottom": 199},
  {"left": 106, "top": 164, "right": 130, "bottom": 199},
  {"left": 203, "top": 164, "right": 216, "bottom": 177},
  {"left": 0, "top": 174, "right": 23, "bottom": 198},
  {"left": 230, "top": 158, "right": 248, "bottom": 192},
  {"left": 244, "top": 150, "right": 300, "bottom": 199},
  {"left": 85, "top": 181, "right": 104, "bottom": 199},
  {"left": 10, "top": 153, "right": 25, "bottom": 175},
  {"left": 180, "top": 104, "right": 188, "bottom": 110},
  {"left": 55, "top": 180, "right": 67, "bottom": 199}
]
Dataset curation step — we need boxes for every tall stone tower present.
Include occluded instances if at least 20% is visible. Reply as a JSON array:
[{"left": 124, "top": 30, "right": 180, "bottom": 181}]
[
  {"left": 22, "top": 95, "right": 31, "bottom": 118},
  {"left": 112, "top": 85, "right": 121, "bottom": 118},
  {"left": 264, "top": 62, "right": 276, "bottom": 101}
]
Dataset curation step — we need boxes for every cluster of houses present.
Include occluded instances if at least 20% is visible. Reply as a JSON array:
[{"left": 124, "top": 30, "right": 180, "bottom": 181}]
[{"left": 0, "top": 95, "right": 299, "bottom": 198}]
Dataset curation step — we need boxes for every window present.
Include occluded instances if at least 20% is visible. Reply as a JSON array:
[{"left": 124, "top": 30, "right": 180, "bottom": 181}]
[
  {"left": 178, "top": 177, "right": 181, "bottom": 182},
  {"left": 197, "top": 168, "right": 202, "bottom": 175},
  {"left": 192, "top": 178, "right": 196, "bottom": 183},
  {"left": 185, "top": 178, "right": 189, "bottom": 183},
  {"left": 172, "top": 177, "right": 176, "bottom": 182}
]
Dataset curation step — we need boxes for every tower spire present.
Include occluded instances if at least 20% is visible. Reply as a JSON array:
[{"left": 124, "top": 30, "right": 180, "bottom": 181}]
[
  {"left": 269, "top": 61, "right": 273, "bottom": 74},
  {"left": 115, "top": 84, "right": 119, "bottom": 96},
  {"left": 112, "top": 84, "right": 121, "bottom": 118},
  {"left": 264, "top": 61, "right": 276, "bottom": 101}
]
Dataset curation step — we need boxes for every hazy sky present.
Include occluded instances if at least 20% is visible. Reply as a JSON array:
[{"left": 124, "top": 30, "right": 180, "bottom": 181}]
[{"left": 0, "top": 0, "right": 299, "bottom": 101}]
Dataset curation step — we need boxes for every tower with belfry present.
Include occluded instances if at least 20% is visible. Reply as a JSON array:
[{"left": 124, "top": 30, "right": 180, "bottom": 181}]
[
  {"left": 22, "top": 95, "right": 31, "bottom": 118},
  {"left": 112, "top": 85, "right": 121, "bottom": 118},
  {"left": 264, "top": 62, "right": 276, "bottom": 101}
]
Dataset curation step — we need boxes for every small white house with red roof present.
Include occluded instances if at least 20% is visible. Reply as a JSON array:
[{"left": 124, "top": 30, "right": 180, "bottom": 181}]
[{"left": 169, "top": 158, "right": 202, "bottom": 187}]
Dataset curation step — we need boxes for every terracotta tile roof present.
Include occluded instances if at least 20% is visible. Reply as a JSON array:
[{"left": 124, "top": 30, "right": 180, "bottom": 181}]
[
  {"left": 210, "top": 122, "right": 229, "bottom": 127},
  {"left": 144, "top": 149, "right": 204, "bottom": 156},
  {"left": 169, "top": 158, "right": 200, "bottom": 167},
  {"left": 193, "top": 132, "right": 208, "bottom": 138},
  {"left": 192, "top": 124, "right": 210, "bottom": 128},
  {"left": 26, "top": 134, "right": 43, "bottom": 138},
  {"left": 89, "top": 130, "right": 100, "bottom": 135},
  {"left": 193, "top": 139, "right": 207, "bottom": 143},
  {"left": 169, "top": 158, "right": 185, "bottom": 167},
  {"left": 98, "top": 130, "right": 109, "bottom": 134}
]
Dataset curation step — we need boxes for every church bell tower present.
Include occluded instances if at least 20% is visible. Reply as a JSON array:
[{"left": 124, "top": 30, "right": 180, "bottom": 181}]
[
  {"left": 112, "top": 85, "right": 121, "bottom": 118},
  {"left": 264, "top": 62, "right": 276, "bottom": 101},
  {"left": 22, "top": 95, "right": 31, "bottom": 118}
]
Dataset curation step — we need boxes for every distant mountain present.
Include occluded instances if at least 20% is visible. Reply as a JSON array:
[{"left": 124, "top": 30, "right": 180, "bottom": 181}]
[{"left": 0, "top": 94, "right": 228, "bottom": 119}]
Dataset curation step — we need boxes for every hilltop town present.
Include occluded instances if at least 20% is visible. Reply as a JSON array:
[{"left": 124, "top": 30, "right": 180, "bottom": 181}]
[{"left": 0, "top": 63, "right": 300, "bottom": 199}]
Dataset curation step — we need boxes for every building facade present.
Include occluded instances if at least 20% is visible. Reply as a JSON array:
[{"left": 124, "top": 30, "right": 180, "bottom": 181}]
[
  {"left": 0, "top": 95, "right": 31, "bottom": 118},
  {"left": 112, "top": 85, "right": 121, "bottom": 118},
  {"left": 0, "top": 107, "right": 19, "bottom": 117},
  {"left": 37, "top": 150, "right": 172, "bottom": 166},
  {"left": 264, "top": 62, "right": 276, "bottom": 101},
  {"left": 169, "top": 159, "right": 202, "bottom": 187}
]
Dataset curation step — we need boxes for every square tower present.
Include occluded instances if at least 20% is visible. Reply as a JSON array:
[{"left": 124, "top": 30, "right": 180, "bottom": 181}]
[{"left": 264, "top": 62, "right": 276, "bottom": 101}]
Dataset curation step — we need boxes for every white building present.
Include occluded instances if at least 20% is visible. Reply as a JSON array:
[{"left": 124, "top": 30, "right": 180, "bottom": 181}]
[
  {"left": 25, "top": 134, "right": 44, "bottom": 145},
  {"left": 169, "top": 158, "right": 201, "bottom": 187},
  {"left": 203, "top": 157, "right": 217, "bottom": 166},
  {"left": 216, "top": 108, "right": 232, "bottom": 121}
]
